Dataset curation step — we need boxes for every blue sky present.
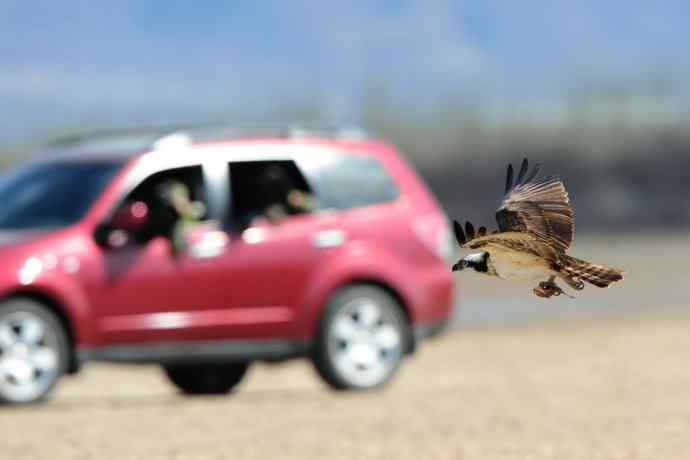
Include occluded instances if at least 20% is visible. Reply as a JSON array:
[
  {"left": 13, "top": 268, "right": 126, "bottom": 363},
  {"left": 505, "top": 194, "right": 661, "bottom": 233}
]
[{"left": 1, "top": 1, "right": 688, "bottom": 142}]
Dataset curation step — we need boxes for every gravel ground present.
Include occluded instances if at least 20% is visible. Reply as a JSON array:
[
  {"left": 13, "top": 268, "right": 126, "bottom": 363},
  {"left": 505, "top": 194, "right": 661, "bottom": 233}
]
[{"left": 3, "top": 308, "right": 690, "bottom": 460}]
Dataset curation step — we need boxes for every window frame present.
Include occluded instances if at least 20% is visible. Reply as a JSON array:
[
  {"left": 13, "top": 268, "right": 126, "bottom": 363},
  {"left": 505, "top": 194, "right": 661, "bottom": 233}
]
[
  {"left": 101, "top": 159, "right": 230, "bottom": 234},
  {"left": 225, "top": 157, "right": 318, "bottom": 229},
  {"left": 99, "top": 143, "right": 389, "bottom": 230}
]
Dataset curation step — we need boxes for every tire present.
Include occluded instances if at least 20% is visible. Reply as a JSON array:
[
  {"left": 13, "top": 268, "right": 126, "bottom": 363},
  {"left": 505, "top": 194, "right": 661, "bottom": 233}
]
[
  {"left": 163, "top": 362, "right": 250, "bottom": 395},
  {"left": 0, "top": 298, "right": 69, "bottom": 405},
  {"left": 312, "top": 285, "right": 409, "bottom": 391}
]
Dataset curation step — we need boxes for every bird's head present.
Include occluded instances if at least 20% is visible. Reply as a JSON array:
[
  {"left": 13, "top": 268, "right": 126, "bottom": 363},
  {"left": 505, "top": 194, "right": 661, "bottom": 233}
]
[
  {"left": 452, "top": 253, "right": 488, "bottom": 273},
  {"left": 452, "top": 259, "right": 468, "bottom": 272}
]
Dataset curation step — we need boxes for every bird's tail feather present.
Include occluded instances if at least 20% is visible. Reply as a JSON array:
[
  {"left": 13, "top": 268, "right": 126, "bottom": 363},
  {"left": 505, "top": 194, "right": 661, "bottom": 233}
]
[{"left": 560, "top": 255, "right": 624, "bottom": 288}]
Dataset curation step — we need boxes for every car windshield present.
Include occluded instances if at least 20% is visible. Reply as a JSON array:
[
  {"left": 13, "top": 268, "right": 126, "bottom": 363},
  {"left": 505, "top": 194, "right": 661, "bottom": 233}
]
[{"left": 0, "top": 160, "right": 123, "bottom": 230}]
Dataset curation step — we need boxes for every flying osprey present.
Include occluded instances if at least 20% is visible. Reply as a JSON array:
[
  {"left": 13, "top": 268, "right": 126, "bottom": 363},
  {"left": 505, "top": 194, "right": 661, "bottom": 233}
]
[{"left": 452, "top": 159, "right": 623, "bottom": 298}]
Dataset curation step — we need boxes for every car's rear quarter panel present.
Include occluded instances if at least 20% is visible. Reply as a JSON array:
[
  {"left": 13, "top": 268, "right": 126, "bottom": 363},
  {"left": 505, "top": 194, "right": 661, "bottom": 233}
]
[{"left": 294, "top": 141, "right": 454, "bottom": 339}]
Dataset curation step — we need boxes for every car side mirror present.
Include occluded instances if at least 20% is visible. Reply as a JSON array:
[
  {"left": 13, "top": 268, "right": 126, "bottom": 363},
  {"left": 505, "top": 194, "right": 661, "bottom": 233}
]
[
  {"left": 111, "top": 201, "right": 149, "bottom": 232},
  {"left": 94, "top": 201, "right": 149, "bottom": 248}
]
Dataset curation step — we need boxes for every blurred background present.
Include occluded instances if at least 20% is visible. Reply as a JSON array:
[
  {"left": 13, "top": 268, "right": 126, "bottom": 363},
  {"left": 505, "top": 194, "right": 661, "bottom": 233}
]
[
  {"left": 2, "top": 1, "right": 689, "bottom": 458},
  {"left": 3, "top": 2, "right": 690, "bottom": 230},
  {"left": 3, "top": 0, "right": 688, "bottom": 322}
]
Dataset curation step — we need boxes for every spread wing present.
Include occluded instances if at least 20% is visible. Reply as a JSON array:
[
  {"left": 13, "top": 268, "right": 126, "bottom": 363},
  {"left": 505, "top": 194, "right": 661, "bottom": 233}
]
[
  {"left": 453, "top": 220, "right": 492, "bottom": 246},
  {"left": 495, "top": 159, "right": 574, "bottom": 253}
]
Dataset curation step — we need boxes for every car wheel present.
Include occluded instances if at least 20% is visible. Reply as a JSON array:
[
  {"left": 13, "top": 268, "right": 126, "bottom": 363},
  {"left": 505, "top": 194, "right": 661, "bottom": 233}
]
[
  {"left": 313, "top": 285, "right": 408, "bottom": 390},
  {"left": 0, "top": 299, "right": 69, "bottom": 405},
  {"left": 163, "top": 362, "right": 250, "bottom": 395}
]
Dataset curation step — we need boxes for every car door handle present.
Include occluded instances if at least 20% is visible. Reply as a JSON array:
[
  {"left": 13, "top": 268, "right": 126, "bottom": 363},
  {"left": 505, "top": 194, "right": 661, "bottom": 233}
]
[{"left": 312, "top": 229, "right": 346, "bottom": 248}]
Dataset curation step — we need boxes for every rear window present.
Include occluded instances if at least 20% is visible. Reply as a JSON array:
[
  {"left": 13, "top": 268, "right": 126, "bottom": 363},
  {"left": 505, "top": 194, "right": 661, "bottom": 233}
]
[{"left": 308, "top": 154, "right": 399, "bottom": 210}]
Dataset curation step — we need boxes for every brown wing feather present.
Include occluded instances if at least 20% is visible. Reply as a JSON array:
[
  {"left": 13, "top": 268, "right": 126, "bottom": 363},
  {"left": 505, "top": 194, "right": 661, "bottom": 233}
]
[
  {"left": 495, "top": 159, "right": 574, "bottom": 252},
  {"left": 461, "top": 231, "right": 559, "bottom": 261},
  {"left": 453, "top": 220, "right": 493, "bottom": 246}
]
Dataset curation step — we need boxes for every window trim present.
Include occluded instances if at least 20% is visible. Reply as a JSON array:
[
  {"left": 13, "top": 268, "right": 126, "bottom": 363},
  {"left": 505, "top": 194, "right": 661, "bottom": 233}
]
[{"left": 202, "top": 160, "right": 230, "bottom": 224}]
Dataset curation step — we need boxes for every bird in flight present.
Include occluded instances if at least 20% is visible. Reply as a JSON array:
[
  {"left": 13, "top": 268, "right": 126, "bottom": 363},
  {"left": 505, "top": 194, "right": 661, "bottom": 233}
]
[{"left": 452, "top": 159, "right": 623, "bottom": 298}]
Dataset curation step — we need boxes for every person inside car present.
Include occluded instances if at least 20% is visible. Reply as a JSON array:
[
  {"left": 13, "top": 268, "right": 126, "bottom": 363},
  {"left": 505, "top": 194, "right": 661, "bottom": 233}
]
[
  {"left": 156, "top": 179, "right": 207, "bottom": 254},
  {"left": 254, "top": 164, "right": 316, "bottom": 224}
]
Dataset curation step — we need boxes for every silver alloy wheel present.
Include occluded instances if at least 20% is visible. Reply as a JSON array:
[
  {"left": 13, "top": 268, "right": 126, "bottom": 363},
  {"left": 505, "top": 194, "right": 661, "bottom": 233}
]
[
  {"left": 327, "top": 296, "right": 404, "bottom": 388},
  {"left": 0, "top": 311, "right": 60, "bottom": 403}
]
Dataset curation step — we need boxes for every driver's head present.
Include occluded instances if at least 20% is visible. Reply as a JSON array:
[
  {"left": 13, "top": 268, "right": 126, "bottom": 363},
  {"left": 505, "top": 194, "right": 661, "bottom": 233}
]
[
  {"left": 259, "top": 165, "right": 291, "bottom": 190},
  {"left": 158, "top": 180, "right": 189, "bottom": 206},
  {"left": 258, "top": 165, "right": 294, "bottom": 203}
]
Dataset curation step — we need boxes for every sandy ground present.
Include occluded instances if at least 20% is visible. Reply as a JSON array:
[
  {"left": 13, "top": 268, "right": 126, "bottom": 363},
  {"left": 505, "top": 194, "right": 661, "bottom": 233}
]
[
  {"left": 2, "top": 309, "right": 690, "bottom": 460},
  {"left": 2, "top": 233, "right": 689, "bottom": 459}
]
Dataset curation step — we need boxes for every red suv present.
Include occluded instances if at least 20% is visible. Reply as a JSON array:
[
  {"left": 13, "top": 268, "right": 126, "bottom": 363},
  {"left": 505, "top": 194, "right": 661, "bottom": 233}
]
[{"left": 0, "top": 126, "right": 454, "bottom": 404}]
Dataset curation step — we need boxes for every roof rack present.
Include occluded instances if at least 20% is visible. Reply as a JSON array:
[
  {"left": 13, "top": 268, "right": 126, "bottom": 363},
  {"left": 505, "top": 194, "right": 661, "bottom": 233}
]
[{"left": 47, "top": 122, "right": 372, "bottom": 154}]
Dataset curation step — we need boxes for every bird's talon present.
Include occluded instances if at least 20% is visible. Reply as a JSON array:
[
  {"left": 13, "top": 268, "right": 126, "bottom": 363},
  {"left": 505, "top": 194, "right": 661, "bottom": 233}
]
[
  {"left": 534, "top": 281, "right": 574, "bottom": 299},
  {"left": 533, "top": 286, "right": 554, "bottom": 298}
]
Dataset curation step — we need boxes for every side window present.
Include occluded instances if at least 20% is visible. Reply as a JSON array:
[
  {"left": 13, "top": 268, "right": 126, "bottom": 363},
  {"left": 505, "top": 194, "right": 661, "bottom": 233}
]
[
  {"left": 123, "top": 165, "right": 207, "bottom": 241},
  {"left": 307, "top": 154, "right": 399, "bottom": 210},
  {"left": 228, "top": 160, "right": 316, "bottom": 230}
]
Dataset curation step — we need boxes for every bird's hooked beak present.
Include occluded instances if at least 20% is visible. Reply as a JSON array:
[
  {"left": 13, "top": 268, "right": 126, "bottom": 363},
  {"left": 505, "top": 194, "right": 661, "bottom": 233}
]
[{"left": 452, "top": 259, "right": 468, "bottom": 272}]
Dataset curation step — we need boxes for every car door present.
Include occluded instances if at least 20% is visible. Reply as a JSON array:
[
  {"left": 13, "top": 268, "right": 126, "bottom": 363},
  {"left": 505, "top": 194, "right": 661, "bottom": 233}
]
[
  {"left": 87, "top": 164, "right": 232, "bottom": 344},
  {"left": 206, "top": 159, "right": 339, "bottom": 339}
]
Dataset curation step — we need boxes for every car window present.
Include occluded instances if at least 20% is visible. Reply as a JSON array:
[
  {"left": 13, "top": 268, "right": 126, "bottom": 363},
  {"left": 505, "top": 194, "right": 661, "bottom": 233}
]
[
  {"left": 0, "top": 160, "right": 123, "bottom": 230},
  {"left": 305, "top": 154, "right": 399, "bottom": 210},
  {"left": 121, "top": 166, "right": 208, "bottom": 241},
  {"left": 227, "top": 160, "right": 316, "bottom": 230}
]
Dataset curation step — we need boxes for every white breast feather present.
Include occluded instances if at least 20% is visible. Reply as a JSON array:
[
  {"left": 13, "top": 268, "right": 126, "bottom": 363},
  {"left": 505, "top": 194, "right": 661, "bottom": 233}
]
[{"left": 487, "top": 246, "right": 554, "bottom": 282}]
